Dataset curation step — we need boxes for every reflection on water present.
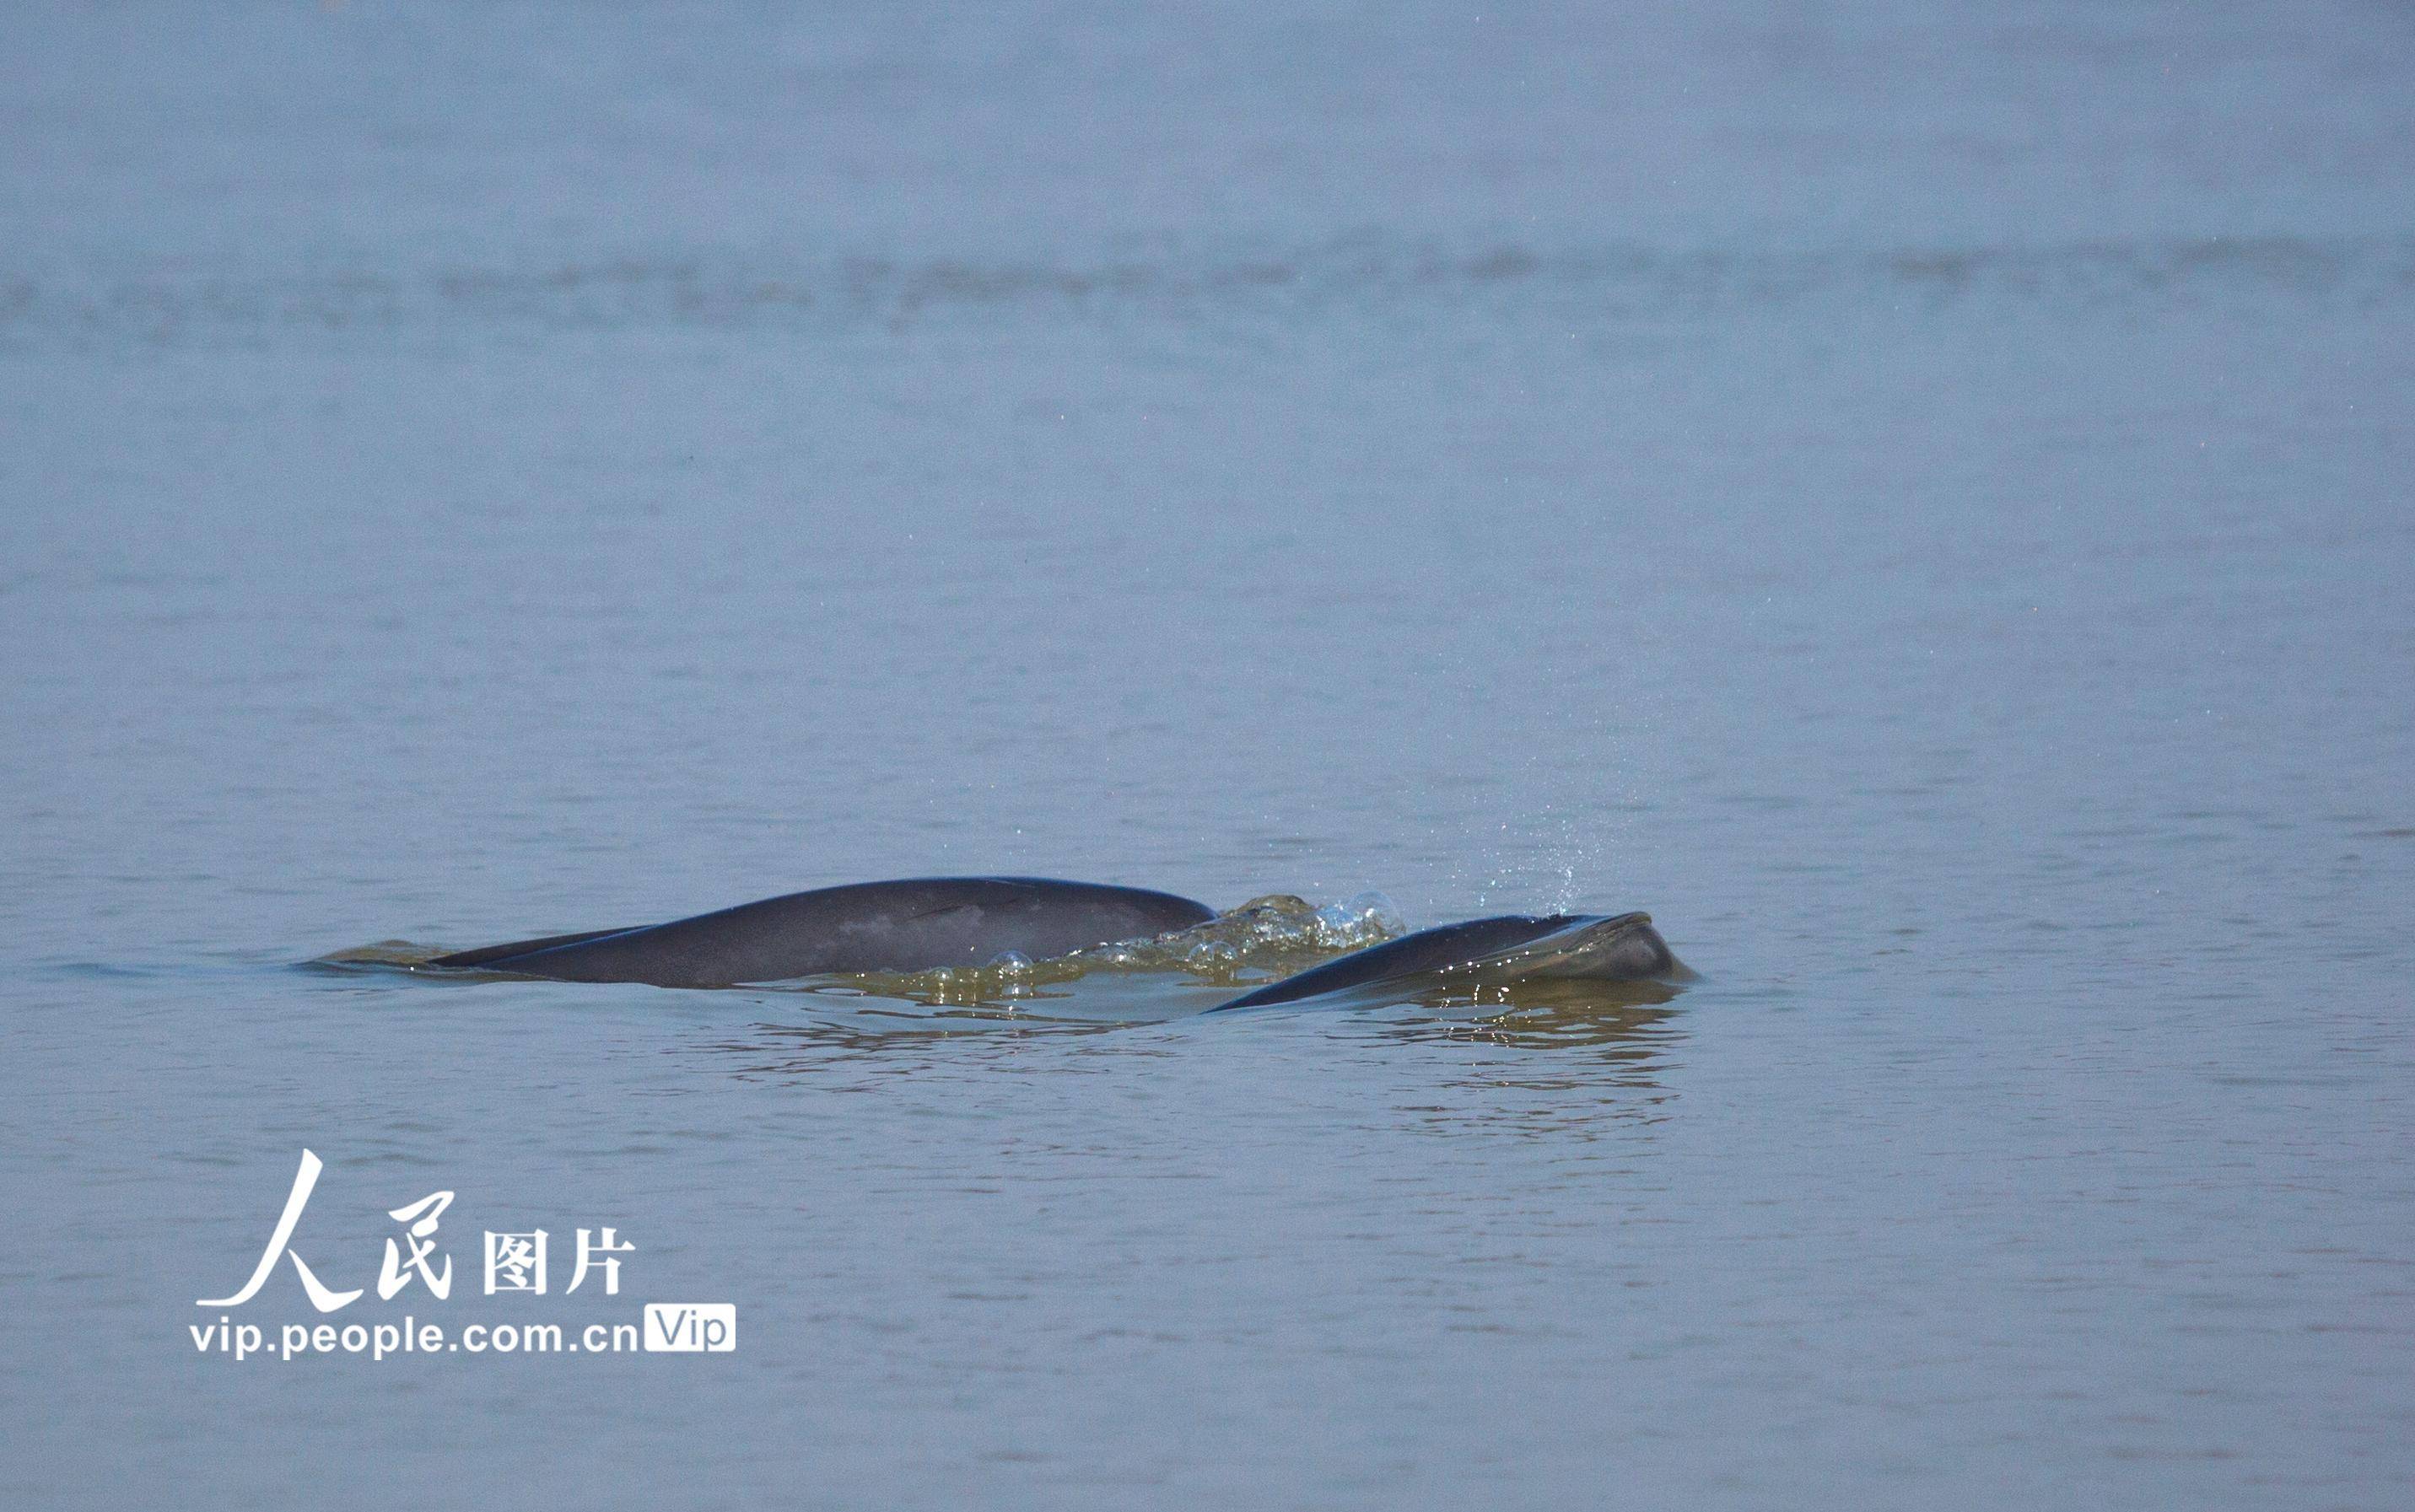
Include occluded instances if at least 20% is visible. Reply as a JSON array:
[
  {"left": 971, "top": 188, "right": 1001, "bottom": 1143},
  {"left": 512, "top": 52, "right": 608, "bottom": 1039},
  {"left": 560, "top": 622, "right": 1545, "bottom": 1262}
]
[
  {"left": 693, "top": 974, "right": 1689, "bottom": 1106},
  {"left": 11, "top": 233, "right": 2407, "bottom": 342},
  {"left": 699, "top": 1012, "right": 1135, "bottom": 1084},
  {"left": 1374, "top": 977, "right": 1686, "bottom": 1053},
  {"left": 1346, "top": 983, "right": 1690, "bottom": 1139}
]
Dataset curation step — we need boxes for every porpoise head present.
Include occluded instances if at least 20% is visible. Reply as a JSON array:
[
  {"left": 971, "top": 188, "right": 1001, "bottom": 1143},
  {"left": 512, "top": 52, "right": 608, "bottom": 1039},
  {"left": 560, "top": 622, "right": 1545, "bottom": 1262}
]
[
  {"left": 1209, "top": 909, "right": 1691, "bottom": 1010},
  {"left": 1463, "top": 912, "right": 1690, "bottom": 984}
]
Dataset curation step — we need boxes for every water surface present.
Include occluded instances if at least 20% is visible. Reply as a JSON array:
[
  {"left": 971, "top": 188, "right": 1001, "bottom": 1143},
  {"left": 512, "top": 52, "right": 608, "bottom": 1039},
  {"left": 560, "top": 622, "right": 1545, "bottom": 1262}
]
[{"left": 3, "top": 3, "right": 2412, "bottom": 1508}]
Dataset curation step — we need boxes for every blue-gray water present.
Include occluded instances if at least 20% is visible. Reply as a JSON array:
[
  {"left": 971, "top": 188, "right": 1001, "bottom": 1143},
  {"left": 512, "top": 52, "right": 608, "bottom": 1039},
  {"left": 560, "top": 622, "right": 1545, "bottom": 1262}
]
[{"left": 4, "top": 3, "right": 2412, "bottom": 1507}]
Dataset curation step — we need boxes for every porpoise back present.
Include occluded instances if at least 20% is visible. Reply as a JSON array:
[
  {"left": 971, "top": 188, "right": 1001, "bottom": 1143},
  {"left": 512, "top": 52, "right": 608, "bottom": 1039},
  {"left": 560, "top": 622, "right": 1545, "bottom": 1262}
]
[
  {"left": 1209, "top": 912, "right": 1684, "bottom": 1010},
  {"left": 431, "top": 877, "right": 1216, "bottom": 988}
]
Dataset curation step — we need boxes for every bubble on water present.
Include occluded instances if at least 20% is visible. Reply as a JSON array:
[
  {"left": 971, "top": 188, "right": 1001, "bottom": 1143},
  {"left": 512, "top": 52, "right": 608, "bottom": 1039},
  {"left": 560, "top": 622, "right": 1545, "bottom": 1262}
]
[
  {"left": 987, "top": 949, "right": 1035, "bottom": 998},
  {"left": 1313, "top": 890, "right": 1407, "bottom": 950},
  {"left": 1344, "top": 890, "right": 1407, "bottom": 937},
  {"left": 1185, "top": 938, "right": 1239, "bottom": 973}
]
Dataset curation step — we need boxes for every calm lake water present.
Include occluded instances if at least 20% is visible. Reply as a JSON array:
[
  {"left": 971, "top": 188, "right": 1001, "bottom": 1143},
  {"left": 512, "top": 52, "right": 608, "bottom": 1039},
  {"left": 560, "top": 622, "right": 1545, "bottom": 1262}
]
[{"left": 4, "top": 3, "right": 2412, "bottom": 1507}]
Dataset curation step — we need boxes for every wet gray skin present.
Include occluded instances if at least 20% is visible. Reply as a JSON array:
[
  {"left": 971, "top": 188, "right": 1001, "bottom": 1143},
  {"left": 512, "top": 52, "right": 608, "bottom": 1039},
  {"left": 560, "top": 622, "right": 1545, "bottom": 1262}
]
[
  {"left": 1209, "top": 912, "right": 1687, "bottom": 1011},
  {"left": 428, "top": 877, "right": 1216, "bottom": 988}
]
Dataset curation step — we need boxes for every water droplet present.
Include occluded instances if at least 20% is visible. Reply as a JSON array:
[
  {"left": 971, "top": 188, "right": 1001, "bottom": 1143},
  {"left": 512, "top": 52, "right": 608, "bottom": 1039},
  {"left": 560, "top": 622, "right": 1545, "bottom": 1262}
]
[
  {"left": 1186, "top": 939, "right": 1239, "bottom": 971},
  {"left": 1345, "top": 890, "right": 1407, "bottom": 937}
]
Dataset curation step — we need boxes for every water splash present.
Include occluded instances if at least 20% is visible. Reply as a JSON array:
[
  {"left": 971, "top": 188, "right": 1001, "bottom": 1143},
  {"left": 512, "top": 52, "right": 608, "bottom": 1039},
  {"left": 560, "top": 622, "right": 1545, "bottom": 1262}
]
[{"left": 841, "top": 891, "right": 1408, "bottom": 1004}]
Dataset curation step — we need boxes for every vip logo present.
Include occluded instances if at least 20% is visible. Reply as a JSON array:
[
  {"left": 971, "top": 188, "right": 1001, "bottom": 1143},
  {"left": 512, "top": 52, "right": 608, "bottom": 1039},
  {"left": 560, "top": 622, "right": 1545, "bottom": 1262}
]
[{"left": 644, "top": 1303, "right": 736, "bottom": 1353}]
